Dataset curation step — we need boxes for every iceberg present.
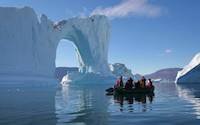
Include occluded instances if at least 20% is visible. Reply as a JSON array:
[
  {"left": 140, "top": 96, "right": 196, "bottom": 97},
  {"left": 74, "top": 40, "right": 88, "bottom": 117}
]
[
  {"left": 61, "top": 63, "right": 134, "bottom": 84},
  {"left": 176, "top": 53, "right": 200, "bottom": 83},
  {"left": 55, "top": 15, "right": 111, "bottom": 75},
  {"left": 0, "top": 7, "right": 111, "bottom": 82},
  {"left": 55, "top": 67, "right": 79, "bottom": 81},
  {"left": 109, "top": 63, "right": 134, "bottom": 79},
  {"left": 61, "top": 72, "right": 115, "bottom": 84}
]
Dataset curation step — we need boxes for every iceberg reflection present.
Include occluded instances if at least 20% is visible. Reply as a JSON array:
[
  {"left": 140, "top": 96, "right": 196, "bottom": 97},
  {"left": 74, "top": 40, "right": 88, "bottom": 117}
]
[
  {"left": 55, "top": 84, "right": 110, "bottom": 125},
  {"left": 177, "top": 83, "right": 200, "bottom": 119}
]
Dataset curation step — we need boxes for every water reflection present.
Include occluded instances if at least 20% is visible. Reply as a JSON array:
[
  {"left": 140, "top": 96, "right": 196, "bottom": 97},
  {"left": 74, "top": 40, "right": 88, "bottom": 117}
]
[
  {"left": 56, "top": 84, "right": 110, "bottom": 125},
  {"left": 177, "top": 83, "right": 200, "bottom": 119},
  {"left": 1, "top": 82, "right": 200, "bottom": 125},
  {"left": 112, "top": 93, "right": 154, "bottom": 112},
  {"left": 55, "top": 83, "right": 156, "bottom": 125}
]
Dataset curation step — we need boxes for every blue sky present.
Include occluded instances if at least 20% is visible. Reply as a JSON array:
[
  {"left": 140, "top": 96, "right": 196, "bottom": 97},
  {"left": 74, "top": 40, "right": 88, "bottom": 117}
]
[{"left": 0, "top": 0, "right": 199, "bottom": 74}]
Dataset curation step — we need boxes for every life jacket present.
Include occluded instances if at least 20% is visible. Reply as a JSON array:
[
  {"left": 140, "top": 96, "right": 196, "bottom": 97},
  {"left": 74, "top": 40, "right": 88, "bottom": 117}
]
[
  {"left": 147, "top": 81, "right": 153, "bottom": 88},
  {"left": 114, "top": 80, "right": 121, "bottom": 88}
]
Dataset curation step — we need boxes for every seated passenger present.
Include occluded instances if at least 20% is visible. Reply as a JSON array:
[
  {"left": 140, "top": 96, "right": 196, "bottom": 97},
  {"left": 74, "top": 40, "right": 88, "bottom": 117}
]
[
  {"left": 135, "top": 81, "right": 140, "bottom": 89},
  {"left": 125, "top": 77, "right": 133, "bottom": 90},
  {"left": 114, "top": 76, "right": 124, "bottom": 89},
  {"left": 140, "top": 76, "right": 146, "bottom": 88},
  {"left": 125, "top": 80, "right": 129, "bottom": 90},
  {"left": 147, "top": 79, "right": 153, "bottom": 88}
]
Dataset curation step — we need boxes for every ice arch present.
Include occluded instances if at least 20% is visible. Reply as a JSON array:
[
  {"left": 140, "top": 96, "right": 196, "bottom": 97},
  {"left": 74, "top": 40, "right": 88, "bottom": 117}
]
[
  {"left": 54, "top": 16, "right": 111, "bottom": 74},
  {"left": 0, "top": 7, "right": 111, "bottom": 81}
]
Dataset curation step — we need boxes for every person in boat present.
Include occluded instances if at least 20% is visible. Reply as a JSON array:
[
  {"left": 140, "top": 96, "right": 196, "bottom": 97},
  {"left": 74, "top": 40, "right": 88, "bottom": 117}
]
[
  {"left": 140, "top": 76, "right": 146, "bottom": 88},
  {"left": 134, "top": 80, "right": 140, "bottom": 89},
  {"left": 125, "top": 77, "right": 133, "bottom": 90},
  {"left": 114, "top": 76, "right": 124, "bottom": 89},
  {"left": 146, "top": 79, "right": 153, "bottom": 88}
]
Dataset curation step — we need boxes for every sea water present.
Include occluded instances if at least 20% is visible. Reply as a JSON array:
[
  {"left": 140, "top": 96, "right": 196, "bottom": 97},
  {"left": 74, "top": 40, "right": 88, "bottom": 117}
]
[{"left": 0, "top": 82, "right": 200, "bottom": 125}]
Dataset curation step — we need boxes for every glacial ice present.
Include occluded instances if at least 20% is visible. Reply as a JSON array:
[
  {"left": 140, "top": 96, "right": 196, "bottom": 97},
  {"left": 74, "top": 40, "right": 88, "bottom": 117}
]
[
  {"left": 0, "top": 7, "right": 111, "bottom": 82},
  {"left": 109, "top": 63, "right": 134, "bottom": 79},
  {"left": 176, "top": 53, "right": 200, "bottom": 83},
  {"left": 61, "top": 63, "right": 134, "bottom": 84},
  {"left": 55, "top": 15, "right": 111, "bottom": 75}
]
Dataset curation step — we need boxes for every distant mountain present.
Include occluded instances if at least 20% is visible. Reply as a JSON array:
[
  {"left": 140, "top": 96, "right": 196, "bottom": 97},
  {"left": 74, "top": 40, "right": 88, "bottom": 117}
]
[
  {"left": 55, "top": 67, "right": 79, "bottom": 81},
  {"left": 145, "top": 68, "right": 182, "bottom": 82}
]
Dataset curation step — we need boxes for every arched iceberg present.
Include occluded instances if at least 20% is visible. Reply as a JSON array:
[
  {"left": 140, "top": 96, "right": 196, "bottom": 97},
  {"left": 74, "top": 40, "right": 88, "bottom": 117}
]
[{"left": 0, "top": 7, "right": 112, "bottom": 82}]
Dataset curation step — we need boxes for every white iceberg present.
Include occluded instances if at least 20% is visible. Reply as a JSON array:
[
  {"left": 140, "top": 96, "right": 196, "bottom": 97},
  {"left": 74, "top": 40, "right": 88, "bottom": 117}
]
[
  {"left": 109, "top": 63, "right": 134, "bottom": 80},
  {"left": 176, "top": 53, "right": 200, "bottom": 83},
  {"left": 61, "top": 72, "right": 115, "bottom": 84},
  {"left": 61, "top": 63, "right": 134, "bottom": 84},
  {"left": 0, "top": 6, "right": 112, "bottom": 82}
]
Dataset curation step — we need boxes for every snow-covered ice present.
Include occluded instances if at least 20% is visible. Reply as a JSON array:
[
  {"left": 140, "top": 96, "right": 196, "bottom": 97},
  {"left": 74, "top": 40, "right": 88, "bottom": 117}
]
[
  {"left": 0, "top": 6, "right": 111, "bottom": 82},
  {"left": 61, "top": 63, "right": 134, "bottom": 84},
  {"left": 109, "top": 63, "right": 134, "bottom": 79},
  {"left": 176, "top": 53, "right": 200, "bottom": 83},
  {"left": 55, "top": 15, "right": 111, "bottom": 75}
]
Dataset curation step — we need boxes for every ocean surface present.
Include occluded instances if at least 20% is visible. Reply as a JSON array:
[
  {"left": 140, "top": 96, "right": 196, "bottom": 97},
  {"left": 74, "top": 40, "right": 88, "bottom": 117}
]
[{"left": 1, "top": 82, "right": 200, "bottom": 125}]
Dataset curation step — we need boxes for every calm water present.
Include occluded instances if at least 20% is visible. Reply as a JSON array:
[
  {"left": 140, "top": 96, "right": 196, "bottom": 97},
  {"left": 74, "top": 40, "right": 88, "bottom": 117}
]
[{"left": 1, "top": 82, "right": 200, "bottom": 125}]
